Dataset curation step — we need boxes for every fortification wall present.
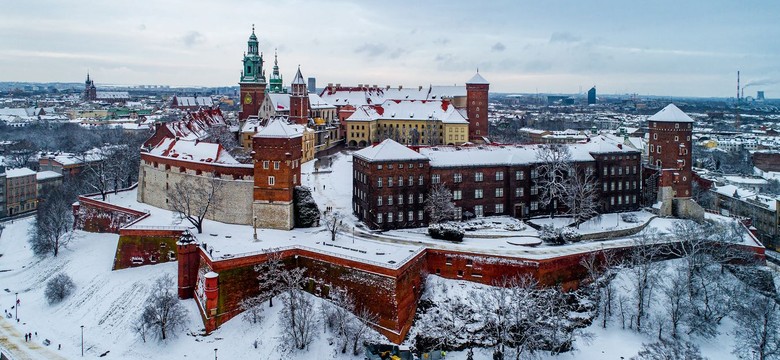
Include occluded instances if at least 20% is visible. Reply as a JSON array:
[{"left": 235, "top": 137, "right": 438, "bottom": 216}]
[{"left": 138, "top": 159, "right": 254, "bottom": 225}]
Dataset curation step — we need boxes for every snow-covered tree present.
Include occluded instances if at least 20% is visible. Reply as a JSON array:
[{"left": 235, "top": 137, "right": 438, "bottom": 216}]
[
  {"left": 278, "top": 267, "right": 317, "bottom": 350},
  {"left": 29, "top": 185, "right": 73, "bottom": 257},
  {"left": 563, "top": 169, "right": 599, "bottom": 227},
  {"left": 167, "top": 174, "right": 223, "bottom": 234},
  {"left": 255, "top": 250, "right": 286, "bottom": 307},
  {"left": 625, "top": 229, "right": 665, "bottom": 332},
  {"left": 535, "top": 144, "right": 572, "bottom": 217},
  {"left": 137, "top": 274, "right": 188, "bottom": 342},
  {"left": 424, "top": 182, "right": 455, "bottom": 224},
  {"left": 239, "top": 296, "right": 265, "bottom": 324},
  {"left": 661, "top": 267, "right": 689, "bottom": 339}
]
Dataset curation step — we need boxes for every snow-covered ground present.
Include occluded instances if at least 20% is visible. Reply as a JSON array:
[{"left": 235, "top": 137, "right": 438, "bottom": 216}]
[{"left": 529, "top": 211, "right": 655, "bottom": 234}]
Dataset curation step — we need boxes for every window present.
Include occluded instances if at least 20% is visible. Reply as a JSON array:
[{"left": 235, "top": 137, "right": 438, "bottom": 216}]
[
  {"left": 495, "top": 188, "right": 504, "bottom": 197},
  {"left": 495, "top": 203, "right": 504, "bottom": 213},
  {"left": 603, "top": 167, "right": 608, "bottom": 176},
  {"left": 530, "top": 186, "right": 538, "bottom": 195},
  {"left": 515, "top": 170, "right": 524, "bottom": 180},
  {"left": 633, "top": 166, "right": 637, "bottom": 174},
  {"left": 515, "top": 187, "right": 524, "bottom": 197},
  {"left": 418, "top": 210, "right": 424, "bottom": 221},
  {"left": 408, "top": 211, "right": 414, "bottom": 222},
  {"left": 475, "top": 189, "right": 483, "bottom": 199},
  {"left": 618, "top": 167, "right": 623, "bottom": 175},
  {"left": 454, "top": 173, "right": 462, "bottom": 183},
  {"left": 618, "top": 182, "right": 622, "bottom": 190},
  {"left": 388, "top": 196, "right": 393, "bottom": 206},
  {"left": 657, "top": 145, "right": 661, "bottom": 153},
  {"left": 531, "top": 202, "right": 538, "bottom": 210},
  {"left": 273, "top": 161, "right": 280, "bottom": 170},
  {"left": 611, "top": 167, "right": 615, "bottom": 175},
  {"left": 418, "top": 193, "right": 424, "bottom": 203},
  {"left": 432, "top": 174, "right": 440, "bottom": 184},
  {"left": 268, "top": 176, "right": 275, "bottom": 186},
  {"left": 603, "top": 182, "right": 608, "bottom": 192},
  {"left": 377, "top": 164, "right": 383, "bottom": 170},
  {"left": 377, "top": 196, "right": 383, "bottom": 206},
  {"left": 388, "top": 164, "right": 393, "bottom": 169},
  {"left": 377, "top": 178, "right": 383, "bottom": 187},
  {"left": 397, "top": 212, "right": 403, "bottom": 222},
  {"left": 399, "top": 163, "right": 404, "bottom": 169},
  {"left": 388, "top": 177, "right": 393, "bottom": 187},
  {"left": 474, "top": 205, "right": 484, "bottom": 217},
  {"left": 408, "top": 175, "right": 413, "bottom": 186},
  {"left": 408, "top": 194, "right": 414, "bottom": 204},
  {"left": 495, "top": 171, "right": 504, "bottom": 181},
  {"left": 610, "top": 197, "right": 615, "bottom": 205},
  {"left": 653, "top": 133, "right": 657, "bottom": 140},
  {"left": 633, "top": 181, "right": 637, "bottom": 189},
  {"left": 674, "top": 136, "right": 679, "bottom": 142},
  {"left": 377, "top": 213, "right": 383, "bottom": 223},
  {"left": 398, "top": 194, "right": 403, "bottom": 205},
  {"left": 387, "top": 212, "right": 393, "bottom": 222},
  {"left": 531, "top": 169, "right": 538, "bottom": 178},
  {"left": 455, "top": 207, "right": 462, "bottom": 220},
  {"left": 618, "top": 196, "right": 622, "bottom": 205},
  {"left": 398, "top": 176, "right": 404, "bottom": 187},
  {"left": 453, "top": 190, "right": 462, "bottom": 200},
  {"left": 419, "top": 175, "right": 424, "bottom": 185},
  {"left": 262, "top": 160, "right": 269, "bottom": 169},
  {"left": 475, "top": 172, "right": 484, "bottom": 182}
]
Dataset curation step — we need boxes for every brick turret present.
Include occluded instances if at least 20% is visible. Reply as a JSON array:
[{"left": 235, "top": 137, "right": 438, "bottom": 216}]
[
  {"left": 289, "top": 66, "right": 310, "bottom": 125},
  {"left": 466, "top": 71, "right": 489, "bottom": 142},
  {"left": 176, "top": 231, "right": 200, "bottom": 299}
]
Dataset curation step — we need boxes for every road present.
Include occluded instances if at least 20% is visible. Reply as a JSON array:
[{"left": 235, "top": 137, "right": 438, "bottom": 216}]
[{"left": 0, "top": 316, "right": 68, "bottom": 360}]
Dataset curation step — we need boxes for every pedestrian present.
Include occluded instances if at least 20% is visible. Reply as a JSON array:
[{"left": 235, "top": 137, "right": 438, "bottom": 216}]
[
  {"left": 24, "top": 334, "right": 27, "bottom": 342},
  {"left": 16, "top": 299, "right": 20, "bottom": 306},
  {"left": 58, "top": 344, "right": 61, "bottom": 350},
  {"left": 34, "top": 332, "right": 36, "bottom": 336}
]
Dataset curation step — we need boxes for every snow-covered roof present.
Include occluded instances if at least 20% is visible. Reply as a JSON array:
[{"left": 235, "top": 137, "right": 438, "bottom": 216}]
[
  {"left": 308, "top": 94, "right": 335, "bottom": 109},
  {"left": 353, "top": 139, "right": 428, "bottom": 162},
  {"left": 268, "top": 93, "right": 290, "bottom": 111},
  {"left": 255, "top": 118, "right": 303, "bottom": 139},
  {"left": 422, "top": 136, "right": 638, "bottom": 168},
  {"left": 36, "top": 170, "right": 63, "bottom": 181},
  {"left": 6, "top": 167, "right": 36, "bottom": 178},
  {"left": 466, "top": 72, "right": 489, "bottom": 85},
  {"left": 319, "top": 84, "right": 468, "bottom": 108},
  {"left": 346, "top": 99, "right": 468, "bottom": 124},
  {"left": 648, "top": 104, "right": 693, "bottom": 123},
  {"left": 95, "top": 91, "right": 130, "bottom": 100},
  {"left": 723, "top": 175, "right": 768, "bottom": 185},
  {"left": 174, "top": 96, "right": 214, "bottom": 107},
  {"left": 149, "top": 138, "right": 237, "bottom": 164}
]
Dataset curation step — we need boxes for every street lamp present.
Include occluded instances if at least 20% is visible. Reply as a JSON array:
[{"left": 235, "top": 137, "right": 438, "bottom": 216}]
[
  {"left": 14, "top": 292, "right": 18, "bottom": 320},
  {"left": 253, "top": 216, "right": 258, "bottom": 241},
  {"left": 352, "top": 226, "right": 355, "bottom": 244},
  {"left": 80, "top": 325, "right": 84, "bottom": 357},
  {"left": 214, "top": 348, "right": 218, "bottom": 360}
]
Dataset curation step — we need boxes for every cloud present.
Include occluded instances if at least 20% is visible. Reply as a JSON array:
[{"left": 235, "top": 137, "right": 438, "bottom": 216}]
[
  {"left": 433, "top": 38, "right": 450, "bottom": 45},
  {"left": 388, "top": 48, "right": 408, "bottom": 59},
  {"left": 434, "top": 53, "right": 452, "bottom": 62},
  {"left": 491, "top": 42, "right": 506, "bottom": 52},
  {"left": 549, "top": 32, "right": 581, "bottom": 43},
  {"left": 354, "top": 43, "right": 387, "bottom": 57},
  {"left": 182, "top": 31, "right": 205, "bottom": 47},
  {"left": 137, "top": 24, "right": 146, "bottom": 31}
]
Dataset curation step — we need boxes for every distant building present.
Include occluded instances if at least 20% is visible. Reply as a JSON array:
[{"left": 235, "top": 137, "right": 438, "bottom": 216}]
[
  {"left": 5, "top": 167, "right": 37, "bottom": 216},
  {"left": 170, "top": 95, "right": 215, "bottom": 110},
  {"left": 307, "top": 77, "right": 316, "bottom": 94},
  {"left": 83, "top": 73, "right": 129, "bottom": 103},
  {"left": 0, "top": 167, "right": 6, "bottom": 218},
  {"left": 757, "top": 91, "right": 765, "bottom": 101},
  {"left": 36, "top": 170, "right": 63, "bottom": 198},
  {"left": 588, "top": 86, "right": 597, "bottom": 105}
]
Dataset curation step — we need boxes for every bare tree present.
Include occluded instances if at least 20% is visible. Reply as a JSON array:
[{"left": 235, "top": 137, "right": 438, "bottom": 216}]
[
  {"left": 350, "top": 304, "right": 379, "bottom": 355},
  {"left": 278, "top": 266, "right": 317, "bottom": 350},
  {"left": 44, "top": 273, "right": 75, "bottom": 305},
  {"left": 625, "top": 229, "right": 665, "bottom": 332},
  {"left": 5, "top": 139, "right": 38, "bottom": 168},
  {"left": 322, "top": 211, "right": 344, "bottom": 241},
  {"left": 324, "top": 288, "right": 356, "bottom": 353},
  {"left": 563, "top": 169, "right": 599, "bottom": 227},
  {"left": 167, "top": 174, "right": 223, "bottom": 234},
  {"left": 535, "top": 144, "right": 572, "bottom": 217},
  {"left": 77, "top": 147, "right": 113, "bottom": 200},
  {"left": 424, "top": 182, "right": 455, "bottom": 224},
  {"left": 29, "top": 185, "right": 74, "bottom": 257},
  {"left": 631, "top": 339, "right": 708, "bottom": 360},
  {"left": 732, "top": 289, "right": 780, "bottom": 360},
  {"left": 137, "top": 274, "right": 188, "bottom": 341},
  {"left": 661, "top": 268, "right": 689, "bottom": 339},
  {"left": 240, "top": 296, "right": 265, "bottom": 324}
]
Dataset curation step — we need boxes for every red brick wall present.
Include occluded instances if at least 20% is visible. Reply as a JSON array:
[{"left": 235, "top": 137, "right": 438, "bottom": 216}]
[
  {"left": 141, "top": 154, "right": 253, "bottom": 179},
  {"left": 73, "top": 196, "right": 148, "bottom": 233},
  {"left": 239, "top": 83, "right": 266, "bottom": 121}
]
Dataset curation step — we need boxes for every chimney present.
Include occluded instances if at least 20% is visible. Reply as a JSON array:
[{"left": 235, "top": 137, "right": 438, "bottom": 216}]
[
  {"left": 398, "top": 85, "right": 403, "bottom": 90},
  {"left": 386, "top": 85, "right": 390, "bottom": 90},
  {"left": 419, "top": 86, "right": 423, "bottom": 91}
]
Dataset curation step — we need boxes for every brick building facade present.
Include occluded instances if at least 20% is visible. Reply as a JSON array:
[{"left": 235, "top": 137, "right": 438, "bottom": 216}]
[{"left": 353, "top": 138, "right": 642, "bottom": 230}]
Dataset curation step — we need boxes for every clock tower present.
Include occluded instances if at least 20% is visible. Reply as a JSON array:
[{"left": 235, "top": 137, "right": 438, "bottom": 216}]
[{"left": 239, "top": 25, "right": 267, "bottom": 121}]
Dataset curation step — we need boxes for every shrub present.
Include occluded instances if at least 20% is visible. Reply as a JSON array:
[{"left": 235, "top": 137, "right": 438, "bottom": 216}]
[
  {"left": 621, "top": 213, "right": 639, "bottom": 223},
  {"left": 540, "top": 224, "right": 565, "bottom": 245},
  {"left": 428, "top": 223, "right": 465, "bottom": 242},
  {"left": 45, "top": 273, "right": 75, "bottom": 304},
  {"left": 560, "top": 227, "right": 582, "bottom": 243}
]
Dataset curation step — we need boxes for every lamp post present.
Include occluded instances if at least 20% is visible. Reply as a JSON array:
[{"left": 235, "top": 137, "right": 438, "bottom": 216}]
[
  {"left": 80, "top": 325, "right": 84, "bottom": 357},
  {"left": 214, "top": 348, "right": 218, "bottom": 360},
  {"left": 14, "top": 292, "right": 18, "bottom": 320},
  {"left": 253, "top": 216, "right": 258, "bottom": 241},
  {"left": 352, "top": 226, "right": 355, "bottom": 244}
]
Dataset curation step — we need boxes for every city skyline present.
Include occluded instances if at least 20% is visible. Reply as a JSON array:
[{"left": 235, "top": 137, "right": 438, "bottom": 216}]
[{"left": 1, "top": 0, "right": 779, "bottom": 97}]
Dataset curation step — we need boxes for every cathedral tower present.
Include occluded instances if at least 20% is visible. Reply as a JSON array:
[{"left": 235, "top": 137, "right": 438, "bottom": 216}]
[
  {"left": 466, "top": 71, "right": 489, "bottom": 142},
  {"left": 268, "top": 50, "right": 285, "bottom": 93},
  {"left": 289, "top": 66, "right": 310, "bottom": 125},
  {"left": 239, "top": 25, "right": 267, "bottom": 121}
]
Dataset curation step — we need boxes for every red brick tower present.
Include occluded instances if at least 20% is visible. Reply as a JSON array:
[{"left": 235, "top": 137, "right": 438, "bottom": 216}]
[
  {"left": 466, "top": 71, "right": 490, "bottom": 142},
  {"left": 289, "top": 66, "right": 310, "bottom": 125},
  {"left": 176, "top": 232, "right": 201, "bottom": 299},
  {"left": 239, "top": 26, "right": 267, "bottom": 121},
  {"left": 647, "top": 104, "right": 700, "bottom": 217},
  {"left": 252, "top": 118, "right": 303, "bottom": 229}
]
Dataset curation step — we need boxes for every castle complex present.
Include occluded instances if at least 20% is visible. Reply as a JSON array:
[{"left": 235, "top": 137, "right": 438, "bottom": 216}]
[{"left": 96, "top": 28, "right": 758, "bottom": 345}]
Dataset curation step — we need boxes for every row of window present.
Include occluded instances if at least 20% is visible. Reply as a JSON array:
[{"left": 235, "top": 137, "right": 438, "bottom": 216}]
[
  {"left": 261, "top": 160, "right": 299, "bottom": 170},
  {"left": 376, "top": 162, "right": 424, "bottom": 170},
  {"left": 652, "top": 133, "right": 691, "bottom": 142},
  {"left": 377, "top": 193, "right": 425, "bottom": 206},
  {"left": 377, "top": 210, "right": 425, "bottom": 224},
  {"left": 603, "top": 180, "right": 638, "bottom": 191},
  {"left": 377, "top": 176, "right": 424, "bottom": 187},
  {"left": 610, "top": 195, "right": 637, "bottom": 205},
  {"left": 603, "top": 165, "right": 638, "bottom": 176}
]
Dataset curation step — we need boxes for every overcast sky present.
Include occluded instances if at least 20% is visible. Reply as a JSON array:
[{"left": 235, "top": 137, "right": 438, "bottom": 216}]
[{"left": 1, "top": 0, "right": 778, "bottom": 97}]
